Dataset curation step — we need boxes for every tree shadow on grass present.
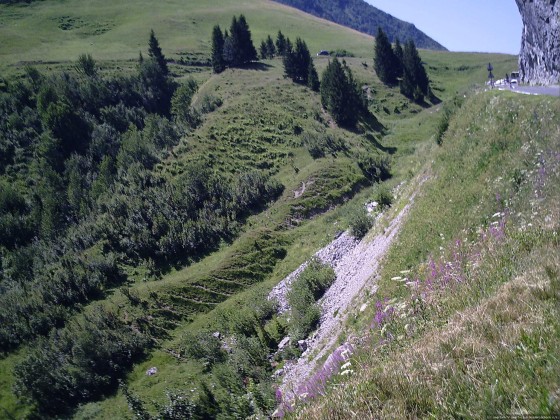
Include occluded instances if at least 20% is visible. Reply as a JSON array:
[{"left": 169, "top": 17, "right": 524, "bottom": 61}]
[
  {"left": 357, "top": 110, "right": 386, "bottom": 133},
  {"left": 363, "top": 133, "right": 397, "bottom": 155},
  {"left": 242, "top": 62, "right": 273, "bottom": 71}
]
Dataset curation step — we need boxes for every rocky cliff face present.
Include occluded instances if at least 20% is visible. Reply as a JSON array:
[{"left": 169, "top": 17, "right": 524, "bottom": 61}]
[{"left": 516, "top": 0, "right": 560, "bottom": 85}]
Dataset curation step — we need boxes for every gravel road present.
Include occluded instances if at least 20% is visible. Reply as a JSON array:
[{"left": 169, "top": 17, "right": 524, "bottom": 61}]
[{"left": 271, "top": 190, "right": 419, "bottom": 400}]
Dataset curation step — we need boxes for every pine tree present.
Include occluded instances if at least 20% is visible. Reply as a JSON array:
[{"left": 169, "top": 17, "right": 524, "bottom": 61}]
[
  {"left": 374, "top": 27, "right": 398, "bottom": 85},
  {"left": 320, "top": 58, "right": 361, "bottom": 126},
  {"left": 284, "top": 38, "right": 312, "bottom": 83},
  {"left": 211, "top": 25, "right": 225, "bottom": 73},
  {"left": 276, "top": 31, "right": 287, "bottom": 56},
  {"left": 393, "top": 38, "right": 404, "bottom": 79},
  {"left": 307, "top": 60, "right": 320, "bottom": 91},
  {"left": 148, "top": 29, "right": 168, "bottom": 75},
  {"left": 225, "top": 15, "right": 257, "bottom": 66},
  {"left": 400, "top": 39, "right": 430, "bottom": 103},
  {"left": 265, "top": 35, "right": 276, "bottom": 58},
  {"left": 259, "top": 40, "right": 268, "bottom": 60},
  {"left": 234, "top": 15, "right": 257, "bottom": 65}
]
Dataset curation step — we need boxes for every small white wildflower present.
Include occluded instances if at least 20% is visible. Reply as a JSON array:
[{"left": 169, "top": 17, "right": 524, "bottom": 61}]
[{"left": 341, "top": 362, "right": 352, "bottom": 370}]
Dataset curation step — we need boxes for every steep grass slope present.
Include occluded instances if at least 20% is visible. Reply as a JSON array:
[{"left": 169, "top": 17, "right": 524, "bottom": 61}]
[{"left": 294, "top": 91, "right": 560, "bottom": 418}]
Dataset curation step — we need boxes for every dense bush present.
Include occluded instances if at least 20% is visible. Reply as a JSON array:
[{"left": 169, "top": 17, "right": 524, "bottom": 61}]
[
  {"left": 349, "top": 206, "right": 373, "bottom": 238},
  {"left": 357, "top": 152, "right": 391, "bottom": 182},
  {"left": 181, "top": 331, "right": 226, "bottom": 370},
  {"left": 0, "top": 31, "right": 285, "bottom": 417},
  {"left": 373, "top": 184, "right": 393, "bottom": 209},
  {"left": 302, "top": 132, "right": 345, "bottom": 158},
  {"left": 288, "top": 258, "right": 335, "bottom": 340},
  {"left": 14, "top": 305, "right": 150, "bottom": 416}
]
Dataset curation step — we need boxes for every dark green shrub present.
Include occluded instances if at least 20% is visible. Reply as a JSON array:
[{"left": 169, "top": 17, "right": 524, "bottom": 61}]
[
  {"left": 181, "top": 331, "right": 226, "bottom": 370},
  {"left": 14, "top": 305, "right": 149, "bottom": 417},
  {"left": 349, "top": 207, "right": 373, "bottom": 238},
  {"left": 374, "top": 185, "right": 393, "bottom": 209},
  {"left": 287, "top": 258, "right": 335, "bottom": 340},
  {"left": 302, "top": 132, "right": 345, "bottom": 159},
  {"left": 358, "top": 152, "right": 391, "bottom": 182}
]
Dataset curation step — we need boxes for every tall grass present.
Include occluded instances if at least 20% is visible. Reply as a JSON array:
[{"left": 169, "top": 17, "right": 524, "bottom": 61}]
[{"left": 293, "top": 91, "right": 560, "bottom": 418}]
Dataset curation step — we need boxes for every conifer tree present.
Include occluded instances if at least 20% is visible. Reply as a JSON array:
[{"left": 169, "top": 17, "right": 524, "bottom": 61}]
[
  {"left": 211, "top": 25, "right": 225, "bottom": 73},
  {"left": 374, "top": 27, "right": 398, "bottom": 85},
  {"left": 259, "top": 40, "right": 268, "bottom": 59},
  {"left": 148, "top": 29, "right": 168, "bottom": 75},
  {"left": 393, "top": 38, "right": 404, "bottom": 79},
  {"left": 234, "top": 15, "right": 257, "bottom": 65},
  {"left": 320, "top": 58, "right": 361, "bottom": 126},
  {"left": 283, "top": 38, "right": 313, "bottom": 84},
  {"left": 225, "top": 15, "right": 257, "bottom": 66},
  {"left": 307, "top": 61, "right": 320, "bottom": 91},
  {"left": 265, "top": 35, "right": 276, "bottom": 58},
  {"left": 400, "top": 39, "right": 430, "bottom": 102},
  {"left": 276, "top": 30, "right": 287, "bottom": 56}
]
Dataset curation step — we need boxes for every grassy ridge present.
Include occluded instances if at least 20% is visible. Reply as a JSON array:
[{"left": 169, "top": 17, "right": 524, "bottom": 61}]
[{"left": 295, "top": 91, "right": 560, "bottom": 418}]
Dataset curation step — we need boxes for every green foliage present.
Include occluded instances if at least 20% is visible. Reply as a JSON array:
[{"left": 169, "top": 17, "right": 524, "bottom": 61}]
[
  {"left": 275, "top": 30, "right": 288, "bottom": 56},
  {"left": 14, "top": 305, "right": 149, "bottom": 417},
  {"left": 265, "top": 34, "right": 276, "bottom": 58},
  {"left": 288, "top": 258, "right": 335, "bottom": 340},
  {"left": 349, "top": 206, "right": 372, "bottom": 238},
  {"left": 283, "top": 37, "right": 317, "bottom": 88},
  {"left": 211, "top": 25, "right": 226, "bottom": 73},
  {"left": 0, "top": 182, "right": 33, "bottom": 249},
  {"left": 171, "top": 78, "right": 199, "bottom": 128},
  {"left": 320, "top": 58, "right": 364, "bottom": 127},
  {"left": 75, "top": 53, "right": 97, "bottom": 77},
  {"left": 148, "top": 29, "right": 169, "bottom": 76},
  {"left": 436, "top": 95, "right": 464, "bottom": 145},
  {"left": 181, "top": 331, "right": 226, "bottom": 370},
  {"left": 223, "top": 15, "right": 257, "bottom": 67},
  {"left": 302, "top": 131, "right": 345, "bottom": 159},
  {"left": 400, "top": 39, "right": 430, "bottom": 103},
  {"left": 357, "top": 152, "right": 391, "bottom": 182},
  {"left": 307, "top": 60, "right": 320, "bottom": 91},
  {"left": 373, "top": 184, "right": 393, "bottom": 209},
  {"left": 259, "top": 35, "right": 278, "bottom": 60},
  {"left": 374, "top": 27, "right": 399, "bottom": 85}
]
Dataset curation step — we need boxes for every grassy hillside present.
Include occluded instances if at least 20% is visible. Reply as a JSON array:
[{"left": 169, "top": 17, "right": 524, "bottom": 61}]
[
  {"left": 0, "top": 0, "right": 525, "bottom": 418},
  {"left": 0, "top": 0, "right": 375, "bottom": 74},
  {"left": 293, "top": 91, "right": 560, "bottom": 418}
]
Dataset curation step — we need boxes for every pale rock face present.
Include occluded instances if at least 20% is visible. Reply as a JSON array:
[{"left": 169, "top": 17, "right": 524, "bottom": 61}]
[{"left": 516, "top": 0, "right": 560, "bottom": 85}]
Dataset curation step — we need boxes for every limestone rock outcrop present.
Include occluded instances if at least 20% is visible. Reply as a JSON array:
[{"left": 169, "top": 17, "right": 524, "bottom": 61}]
[{"left": 516, "top": 0, "right": 560, "bottom": 85}]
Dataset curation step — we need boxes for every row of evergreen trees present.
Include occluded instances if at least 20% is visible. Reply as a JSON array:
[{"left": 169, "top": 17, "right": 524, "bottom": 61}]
[
  {"left": 259, "top": 30, "right": 296, "bottom": 59},
  {"left": 211, "top": 15, "right": 258, "bottom": 73},
  {"left": 374, "top": 27, "right": 430, "bottom": 103}
]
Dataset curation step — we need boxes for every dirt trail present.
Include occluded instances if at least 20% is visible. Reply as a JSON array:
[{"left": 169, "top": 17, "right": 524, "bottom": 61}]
[{"left": 271, "top": 187, "right": 421, "bottom": 399}]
